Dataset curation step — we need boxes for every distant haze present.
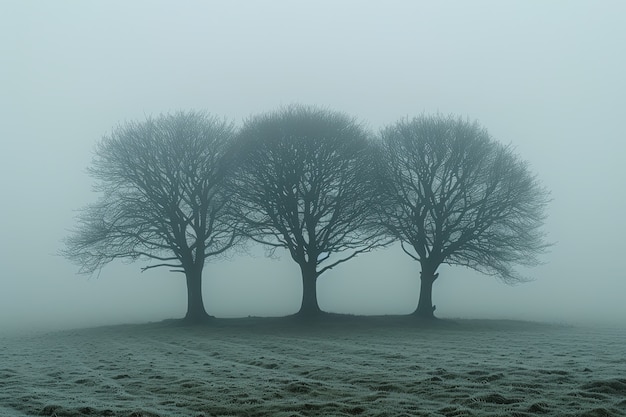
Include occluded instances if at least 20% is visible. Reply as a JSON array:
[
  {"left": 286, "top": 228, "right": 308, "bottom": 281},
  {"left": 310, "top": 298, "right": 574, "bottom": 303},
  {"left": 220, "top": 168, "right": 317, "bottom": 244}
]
[{"left": 1, "top": 1, "right": 625, "bottom": 332}]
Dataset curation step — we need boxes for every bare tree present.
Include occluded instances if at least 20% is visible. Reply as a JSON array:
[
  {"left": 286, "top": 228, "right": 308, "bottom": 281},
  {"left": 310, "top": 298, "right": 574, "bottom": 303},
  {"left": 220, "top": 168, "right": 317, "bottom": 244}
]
[
  {"left": 63, "top": 111, "right": 239, "bottom": 323},
  {"left": 231, "top": 105, "right": 386, "bottom": 318},
  {"left": 376, "top": 114, "right": 551, "bottom": 318}
]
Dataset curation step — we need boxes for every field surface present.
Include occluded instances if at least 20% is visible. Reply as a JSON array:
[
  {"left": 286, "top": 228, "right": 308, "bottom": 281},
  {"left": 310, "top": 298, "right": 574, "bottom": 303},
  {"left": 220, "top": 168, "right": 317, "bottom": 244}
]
[{"left": 1, "top": 317, "right": 625, "bottom": 417}]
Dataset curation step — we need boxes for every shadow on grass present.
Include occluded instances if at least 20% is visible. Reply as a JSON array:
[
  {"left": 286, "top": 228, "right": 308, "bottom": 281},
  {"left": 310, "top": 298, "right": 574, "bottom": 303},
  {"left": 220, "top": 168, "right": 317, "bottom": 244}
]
[{"left": 151, "top": 312, "right": 557, "bottom": 334}]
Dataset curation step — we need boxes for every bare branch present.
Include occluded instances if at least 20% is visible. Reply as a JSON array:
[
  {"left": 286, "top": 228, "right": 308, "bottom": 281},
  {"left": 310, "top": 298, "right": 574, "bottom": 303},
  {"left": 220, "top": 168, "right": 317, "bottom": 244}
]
[
  {"left": 63, "top": 111, "right": 242, "bottom": 280},
  {"left": 229, "top": 105, "right": 389, "bottom": 315},
  {"left": 376, "top": 114, "right": 551, "bottom": 284}
]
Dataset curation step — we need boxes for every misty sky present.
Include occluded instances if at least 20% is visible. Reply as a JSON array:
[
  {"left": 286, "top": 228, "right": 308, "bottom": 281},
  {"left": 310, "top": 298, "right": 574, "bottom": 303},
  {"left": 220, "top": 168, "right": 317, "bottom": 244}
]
[{"left": 1, "top": 1, "right": 625, "bottom": 332}]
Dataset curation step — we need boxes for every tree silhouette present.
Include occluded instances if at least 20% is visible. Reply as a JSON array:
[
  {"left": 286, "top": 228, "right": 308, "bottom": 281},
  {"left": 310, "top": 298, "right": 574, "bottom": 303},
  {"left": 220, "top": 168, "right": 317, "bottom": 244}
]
[
  {"left": 376, "top": 114, "right": 550, "bottom": 318},
  {"left": 231, "top": 105, "right": 386, "bottom": 318},
  {"left": 63, "top": 111, "right": 239, "bottom": 322}
]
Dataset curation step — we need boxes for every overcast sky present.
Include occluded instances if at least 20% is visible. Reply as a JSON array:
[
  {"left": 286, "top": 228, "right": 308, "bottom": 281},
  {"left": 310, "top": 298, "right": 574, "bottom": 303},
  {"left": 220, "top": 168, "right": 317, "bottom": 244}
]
[{"left": 1, "top": 0, "right": 625, "bottom": 332}]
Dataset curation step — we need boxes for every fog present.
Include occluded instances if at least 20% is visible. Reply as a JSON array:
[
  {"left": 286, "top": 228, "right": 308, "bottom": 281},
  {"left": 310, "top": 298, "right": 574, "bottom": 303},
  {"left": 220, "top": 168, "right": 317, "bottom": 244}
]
[{"left": 1, "top": 1, "right": 625, "bottom": 333}]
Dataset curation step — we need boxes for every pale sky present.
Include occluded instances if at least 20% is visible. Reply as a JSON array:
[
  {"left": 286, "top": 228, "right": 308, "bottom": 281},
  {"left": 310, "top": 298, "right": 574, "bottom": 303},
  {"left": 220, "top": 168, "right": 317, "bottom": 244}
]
[{"left": 1, "top": 0, "right": 625, "bottom": 332}]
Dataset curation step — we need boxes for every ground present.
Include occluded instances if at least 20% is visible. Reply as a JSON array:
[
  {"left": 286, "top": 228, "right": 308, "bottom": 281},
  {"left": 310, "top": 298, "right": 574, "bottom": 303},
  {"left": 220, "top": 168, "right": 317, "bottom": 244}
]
[{"left": 1, "top": 316, "right": 624, "bottom": 417}]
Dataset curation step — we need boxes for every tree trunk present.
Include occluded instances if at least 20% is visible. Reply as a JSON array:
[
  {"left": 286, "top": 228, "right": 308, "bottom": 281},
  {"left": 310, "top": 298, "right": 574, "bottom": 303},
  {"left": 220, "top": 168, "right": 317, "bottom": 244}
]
[
  {"left": 184, "top": 265, "right": 212, "bottom": 323},
  {"left": 297, "top": 263, "right": 322, "bottom": 318},
  {"left": 413, "top": 262, "right": 439, "bottom": 319}
]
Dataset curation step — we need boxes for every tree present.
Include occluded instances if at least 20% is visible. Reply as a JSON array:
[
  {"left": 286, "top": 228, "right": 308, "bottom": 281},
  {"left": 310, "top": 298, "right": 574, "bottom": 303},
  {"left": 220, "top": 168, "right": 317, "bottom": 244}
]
[
  {"left": 63, "top": 111, "right": 238, "bottom": 323},
  {"left": 376, "top": 114, "right": 550, "bottom": 318},
  {"left": 231, "top": 105, "right": 386, "bottom": 318}
]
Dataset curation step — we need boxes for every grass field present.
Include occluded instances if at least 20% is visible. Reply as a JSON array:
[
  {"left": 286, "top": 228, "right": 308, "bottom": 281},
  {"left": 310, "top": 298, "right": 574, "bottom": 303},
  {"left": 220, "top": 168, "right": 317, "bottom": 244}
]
[{"left": 1, "top": 316, "right": 625, "bottom": 416}]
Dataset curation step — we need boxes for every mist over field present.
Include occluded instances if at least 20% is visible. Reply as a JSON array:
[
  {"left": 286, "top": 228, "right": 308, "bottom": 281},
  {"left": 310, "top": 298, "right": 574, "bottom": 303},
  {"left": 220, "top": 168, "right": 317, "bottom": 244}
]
[{"left": 1, "top": 0, "right": 626, "bottom": 333}]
